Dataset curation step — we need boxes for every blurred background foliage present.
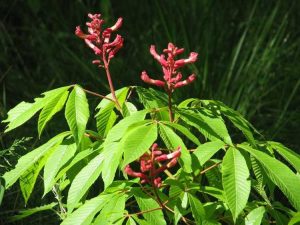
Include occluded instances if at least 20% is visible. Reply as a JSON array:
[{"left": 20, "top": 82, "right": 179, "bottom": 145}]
[{"left": 0, "top": 0, "right": 299, "bottom": 224}]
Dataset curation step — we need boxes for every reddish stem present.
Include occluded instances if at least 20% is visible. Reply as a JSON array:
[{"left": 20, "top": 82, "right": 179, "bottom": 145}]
[{"left": 102, "top": 53, "right": 122, "bottom": 113}]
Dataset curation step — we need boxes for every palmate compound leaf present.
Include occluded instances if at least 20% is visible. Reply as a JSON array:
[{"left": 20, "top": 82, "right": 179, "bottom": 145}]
[
  {"left": 158, "top": 123, "right": 192, "bottom": 172},
  {"left": 38, "top": 89, "right": 69, "bottom": 137},
  {"left": 239, "top": 144, "right": 300, "bottom": 211},
  {"left": 132, "top": 188, "right": 167, "bottom": 225},
  {"left": 3, "top": 132, "right": 70, "bottom": 188},
  {"left": 101, "top": 110, "right": 148, "bottom": 188},
  {"left": 3, "top": 86, "right": 70, "bottom": 133},
  {"left": 121, "top": 122, "right": 157, "bottom": 168},
  {"left": 65, "top": 85, "right": 90, "bottom": 144},
  {"left": 222, "top": 147, "right": 250, "bottom": 221},
  {"left": 67, "top": 150, "right": 105, "bottom": 212}
]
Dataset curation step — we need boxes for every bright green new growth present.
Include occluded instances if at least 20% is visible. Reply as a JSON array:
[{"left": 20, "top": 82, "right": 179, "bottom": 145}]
[{"left": 1, "top": 10, "right": 300, "bottom": 225}]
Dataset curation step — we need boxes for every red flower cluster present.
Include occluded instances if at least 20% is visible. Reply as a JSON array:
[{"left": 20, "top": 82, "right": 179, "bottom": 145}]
[
  {"left": 141, "top": 43, "right": 198, "bottom": 90},
  {"left": 124, "top": 143, "right": 181, "bottom": 187},
  {"left": 75, "top": 14, "right": 124, "bottom": 66}
]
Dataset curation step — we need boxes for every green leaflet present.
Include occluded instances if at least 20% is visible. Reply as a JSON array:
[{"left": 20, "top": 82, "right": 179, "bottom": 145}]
[
  {"left": 178, "top": 109, "right": 232, "bottom": 145},
  {"left": 245, "top": 206, "right": 265, "bottom": 225},
  {"left": 239, "top": 144, "right": 300, "bottom": 211},
  {"left": 3, "top": 132, "right": 70, "bottom": 188},
  {"left": 136, "top": 87, "right": 169, "bottom": 121},
  {"left": 288, "top": 212, "right": 300, "bottom": 225},
  {"left": 0, "top": 177, "right": 4, "bottom": 206},
  {"left": 158, "top": 123, "right": 192, "bottom": 172},
  {"left": 122, "top": 123, "right": 157, "bottom": 168},
  {"left": 193, "top": 140, "right": 225, "bottom": 166},
  {"left": 188, "top": 193, "right": 206, "bottom": 225},
  {"left": 67, "top": 151, "right": 105, "bottom": 212},
  {"left": 3, "top": 86, "right": 70, "bottom": 133},
  {"left": 268, "top": 141, "right": 300, "bottom": 173},
  {"left": 38, "top": 89, "right": 69, "bottom": 137},
  {"left": 101, "top": 111, "right": 148, "bottom": 188},
  {"left": 62, "top": 193, "right": 114, "bottom": 225},
  {"left": 20, "top": 149, "right": 53, "bottom": 204},
  {"left": 200, "top": 100, "right": 258, "bottom": 145},
  {"left": 43, "top": 140, "right": 77, "bottom": 195},
  {"left": 8, "top": 203, "right": 57, "bottom": 222},
  {"left": 65, "top": 85, "right": 90, "bottom": 144},
  {"left": 222, "top": 147, "right": 250, "bottom": 221},
  {"left": 162, "top": 121, "right": 201, "bottom": 145},
  {"left": 132, "top": 188, "right": 166, "bottom": 225},
  {"left": 95, "top": 87, "right": 129, "bottom": 137},
  {"left": 93, "top": 193, "right": 126, "bottom": 225}
]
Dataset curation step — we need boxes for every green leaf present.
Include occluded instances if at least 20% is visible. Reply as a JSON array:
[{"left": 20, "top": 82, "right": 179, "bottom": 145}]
[
  {"left": 288, "top": 212, "right": 300, "bottom": 225},
  {"left": 106, "top": 109, "right": 148, "bottom": 143},
  {"left": 268, "top": 141, "right": 300, "bottom": 173},
  {"left": 38, "top": 89, "right": 69, "bottom": 137},
  {"left": 201, "top": 100, "right": 258, "bottom": 145},
  {"left": 126, "top": 217, "right": 137, "bottom": 225},
  {"left": 43, "top": 140, "right": 76, "bottom": 195},
  {"left": 158, "top": 123, "right": 192, "bottom": 172},
  {"left": 8, "top": 203, "right": 57, "bottom": 222},
  {"left": 178, "top": 109, "right": 232, "bottom": 145},
  {"left": 95, "top": 87, "right": 129, "bottom": 136},
  {"left": 122, "top": 123, "right": 157, "bottom": 167},
  {"left": 3, "top": 86, "right": 70, "bottom": 133},
  {"left": 193, "top": 140, "right": 225, "bottom": 166},
  {"left": 20, "top": 149, "right": 52, "bottom": 204},
  {"left": 0, "top": 177, "right": 5, "bottom": 206},
  {"left": 61, "top": 193, "right": 113, "bottom": 225},
  {"left": 101, "top": 111, "right": 149, "bottom": 188},
  {"left": 245, "top": 206, "right": 265, "bottom": 225},
  {"left": 132, "top": 188, "right": 167, "bottom": 225},
  {"left": 239, "top": 144, "right": 300, "bottom": 211},
  {"left": 222, "top": 147, "right": 250, "bottom": 221},
  {"left": 136, "top": 87, "right": 169, "bottom": 121},
  {"left": 3, "top": 132, "right": 70, "bottom": 188},
  {"left": 67, "top": 151, "right": 105, "bottom": 212},
  {"left": 65, "top": 85, "right": 90, "bottom": 144},
  {"left": 162, "top": 121, "right": 201, "bottom": 145},
  {"left": 93, "top": 193, "right": 126, "bottom": 225},
  {"left": 188, "top": 193, "right": 206, "bottom": 225}
]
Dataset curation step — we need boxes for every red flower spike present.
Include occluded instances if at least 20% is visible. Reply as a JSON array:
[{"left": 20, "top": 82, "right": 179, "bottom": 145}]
[
  {"left": 124, "top": 144, "right": 181, "bottom": 188},
  {"left": 75, "top": 13, "right": 123, "bottom": 66},
  {"left": 141, "top": 43, "right": 198, "bottom": 91}
]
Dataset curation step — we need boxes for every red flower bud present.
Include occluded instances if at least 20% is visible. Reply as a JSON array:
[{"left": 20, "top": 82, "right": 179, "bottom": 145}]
[
  {"left": 141, "top": 71, "right": 165, "bottom": 87},
  {"left": 174, "top": 74, "right": 196, "bottom": 88}
]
